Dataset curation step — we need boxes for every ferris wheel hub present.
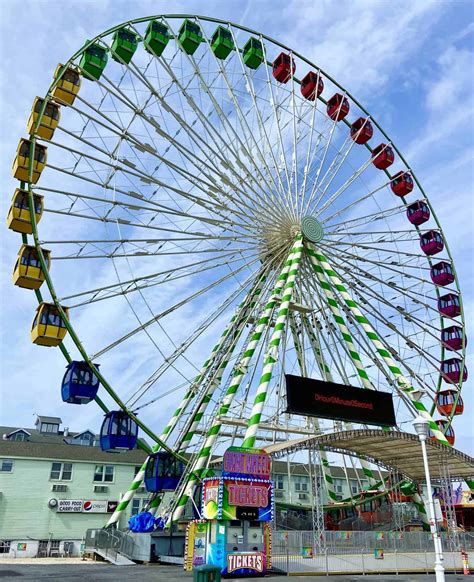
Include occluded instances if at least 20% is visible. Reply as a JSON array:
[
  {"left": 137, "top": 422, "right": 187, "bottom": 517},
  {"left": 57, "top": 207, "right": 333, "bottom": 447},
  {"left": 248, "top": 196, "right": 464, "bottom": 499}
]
[{"left": 301, "top": 216, "right": 325, "bottom": 243}]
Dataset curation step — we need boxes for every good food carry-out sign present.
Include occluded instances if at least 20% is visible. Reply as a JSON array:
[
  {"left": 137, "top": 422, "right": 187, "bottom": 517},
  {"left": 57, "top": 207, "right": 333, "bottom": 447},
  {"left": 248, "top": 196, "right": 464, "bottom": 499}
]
[{"left": 57, "top": 499, "right": 118, "bottom": 513}]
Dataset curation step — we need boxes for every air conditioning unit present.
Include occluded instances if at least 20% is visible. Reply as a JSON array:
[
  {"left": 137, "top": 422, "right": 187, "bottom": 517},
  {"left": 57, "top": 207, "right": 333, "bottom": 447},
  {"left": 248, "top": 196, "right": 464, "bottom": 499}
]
[
  {"left": 52, "top": 484, "right": 68, "bottom": 492},
  {"left": 298, "top": 493, "right": 308, "bottom": 500},
  {"left": 94, "top": 485, "right": 108, "bottom": 493},
  {"left": 275, "top": 491, "right": 284, "bottom": 498}
]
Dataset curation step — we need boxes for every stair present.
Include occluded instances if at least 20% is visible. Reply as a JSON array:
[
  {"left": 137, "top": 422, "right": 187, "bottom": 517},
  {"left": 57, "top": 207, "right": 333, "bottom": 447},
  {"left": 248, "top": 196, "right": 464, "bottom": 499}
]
[{"left": 94, "top": 547, "right": 135, "bottom": 565}]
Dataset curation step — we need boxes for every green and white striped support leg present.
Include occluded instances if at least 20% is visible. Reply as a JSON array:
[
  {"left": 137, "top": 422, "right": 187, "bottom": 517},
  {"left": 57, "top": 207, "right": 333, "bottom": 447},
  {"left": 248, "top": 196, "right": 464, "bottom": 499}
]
[
  {"left": 289, "top": 314, "right": 338, "bottom": 503},
  {"left": 304, "top": 245, "right": 378, "bottom": 486},
  {"left": 412, "top": 491, "right": 430, "bottom": 530},
  {"left": 106, "top": 274, "right": 266, "bottom": 527},
  {"left": 169, "top": 243, "right": 301, "bottom": 523},
  {"left": 306, "top": 245, "right": 451, "bottom": 448},
  {"left": 242, "top": 236, "right": 304, "bottom": 449},
  {"left": 302, "top": 315, "right": 377, "bottom": 494},
  {"left": 176, "top": 281, "right": 265, "bottom": 453}
]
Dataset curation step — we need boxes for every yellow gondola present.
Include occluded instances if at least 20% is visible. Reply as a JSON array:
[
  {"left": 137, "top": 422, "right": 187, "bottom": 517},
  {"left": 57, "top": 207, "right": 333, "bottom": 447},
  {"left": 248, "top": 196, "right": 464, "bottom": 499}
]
[
  {"left": 12, "top": 139, "right": 47, "bottom": 184},
  {"left": 6, "top": 189, "right": 44, "bottom": 234},
  {"left": 52, "top": 64, "right": 81, "bottom": 106},
  {"left": 13, "top": 245, "right": 51, "bottom": 290},
  {"left": 31, "top": 302, "right": 69, "bottom": 347},
  {"left": 27, "top": 97, "right": 61, "bottom": 141}
]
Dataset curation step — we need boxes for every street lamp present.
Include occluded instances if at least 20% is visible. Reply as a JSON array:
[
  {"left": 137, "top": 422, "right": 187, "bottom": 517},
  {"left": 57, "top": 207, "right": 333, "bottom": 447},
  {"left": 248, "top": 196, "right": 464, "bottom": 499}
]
[{"left": 413, "top": 416, "right": 445, "bottom": 582}]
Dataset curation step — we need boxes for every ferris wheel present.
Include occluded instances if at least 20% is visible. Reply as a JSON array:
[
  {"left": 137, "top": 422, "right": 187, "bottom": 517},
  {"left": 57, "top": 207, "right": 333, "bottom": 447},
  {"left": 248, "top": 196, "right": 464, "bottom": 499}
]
[{"left": 8, "top": 15, "right": 468, "bottom": 528}]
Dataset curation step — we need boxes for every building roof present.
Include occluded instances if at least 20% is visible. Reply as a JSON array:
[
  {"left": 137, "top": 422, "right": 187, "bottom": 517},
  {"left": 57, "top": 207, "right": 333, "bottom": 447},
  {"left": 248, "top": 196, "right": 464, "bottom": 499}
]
[
  {"left": 0, "top": 439, "right": 148, "bottom": 464},
  {"left": 267, "top": 429, "right": 474, "bottom": 482},
  {"left": 1, "top": 425, "right": 87, "bottom": 445},
  {"left": 35, "top": 415, "right": 62, "bottom": 425}
]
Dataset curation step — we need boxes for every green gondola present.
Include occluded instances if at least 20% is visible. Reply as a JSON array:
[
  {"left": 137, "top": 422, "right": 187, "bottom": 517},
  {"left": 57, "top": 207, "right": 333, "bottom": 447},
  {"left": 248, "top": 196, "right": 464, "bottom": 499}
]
[
  {"left": 79, "top": 41, "right": 108, "bottom": 81},
  {"left": 242, "top": 37, "right": 264, "bottom": 69},
  {"left": 111, "top": 28, "right": 138, "bottom": 64},
  {"left": 144, "top": 20, "right": 170, "bottom": 57},
  {"left": 210, "top": 26, "right": 235, "bottom": 60},
  {"left": 178, "top": 19, "right": 203, "bottom": 56}
]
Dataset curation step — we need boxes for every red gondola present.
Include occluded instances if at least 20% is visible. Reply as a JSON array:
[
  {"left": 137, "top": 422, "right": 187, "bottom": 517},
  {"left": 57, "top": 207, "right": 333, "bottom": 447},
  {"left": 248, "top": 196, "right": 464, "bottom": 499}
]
[
  {"left": 430, "top": 420, "right": 455, "bottom": 445},
  {"left": 407, "top": 200, "right": 430, "bottom": 226},
  {"left": 438, "top": 293, "right": 461, "bottom": 318},
  {"left": 441, "top": 326, "right": 466, "bottom": 351},
  {"left": 371, "top": 144, "right": 394, "bottom": 170},
  {"left": 300, "top": 71, "right": 324, "bottom": 100},
  {"left": 420, "top": 230, "right": 444, "bottom": 256},
  {"left": 272, "top": 52, "right": 295, "bottom": 83},
  {"left": 436, "top": 390, "right": 464, "bottom": 417},
  {"left": 390, "top": 171, "right": 413, "bottom": 197},
  {"left": 431, "top": 261, "right": 454, "bottom": 286},
  {"left": 441, "top": 358, "right": 468, "bottom": 384},
  {"left": 326, "top": 93, "right": 349, "bottom": 121},
  {"left": 350, "top": 117, "right": 373, "bottom": 144}
]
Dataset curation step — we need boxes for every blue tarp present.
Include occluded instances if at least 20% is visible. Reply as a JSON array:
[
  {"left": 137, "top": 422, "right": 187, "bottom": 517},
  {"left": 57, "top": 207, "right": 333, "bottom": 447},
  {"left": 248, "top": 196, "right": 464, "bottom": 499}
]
[{"left": 128, "top": 511, "right": 158, "bottom": 533}]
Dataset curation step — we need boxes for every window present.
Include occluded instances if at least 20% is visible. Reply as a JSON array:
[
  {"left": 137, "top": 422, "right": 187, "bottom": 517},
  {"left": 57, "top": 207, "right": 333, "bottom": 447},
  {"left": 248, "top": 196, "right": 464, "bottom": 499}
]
[
  {"left": 94, "top": 465, "right": 114, "bottom": 482},
  {"left": 350, "top": 480, "right": 359, "bottom": 494},
  {"left": 334, "top": 479, "right": 344, "bottom": 494},
  {"left": 0, "top": 460, "right": 14, "bottom": 473},
  {"left": 294, "top": 477, "right": 309, "bottom": 492},
  {"left": 7, "top": 430, "right": 29, "bottom": 442},
  {"left": 50, "top": 462, "right": 72, "bottom": 481},
  {"left": 41, "top": 422, "right": 59, "bottom": 434},
  {"left": 73, "top": 432, "right": 94, "bottom": 446},
  {"left": 0, "top": 541, "right": 11, "bottom": 554},
  {"left": 274, "top": 476, "right": 284, "bottom": 490},
  {"left": 131, "top": 498, "right": 147, "bottom": 516}
]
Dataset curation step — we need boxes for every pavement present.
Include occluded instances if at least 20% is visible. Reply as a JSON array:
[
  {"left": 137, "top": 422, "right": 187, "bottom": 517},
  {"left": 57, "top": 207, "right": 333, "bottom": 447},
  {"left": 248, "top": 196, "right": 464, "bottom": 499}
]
[{"left": 0, "top": 562, "right": 470, "bottom": 581}]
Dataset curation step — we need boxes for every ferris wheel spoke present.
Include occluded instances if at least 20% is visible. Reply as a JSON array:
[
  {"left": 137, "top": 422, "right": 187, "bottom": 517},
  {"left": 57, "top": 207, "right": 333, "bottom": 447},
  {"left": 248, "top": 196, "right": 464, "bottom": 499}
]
[
  {"left": 325, "top": 204, "right": 407, "bottom": 232},
  {"left": 90, "top": 253, "right": 263, "bottom": 360},
  {"left": 320, "top": 244, "right": 441, "bottom": 309},
  {"left": 58, "top": 250, "right": 251, "bottom": 305},
  {"left": 108, "top": 40, "right": 284, "bottom": 226},
  {"left": 303, "top": 96, "right": 347, "bottom": 214},
  {"left": 35, "top": 185, "right": 250, "bottom": 237},
  {"left": 86, "top": 70, "right": 272, "bottom": 228},
  {"left": 319, "top": 177, "right": 394, "bottom": 225},
  {"left": 197, "top": 23, "right": 287, "bottom": 212},
  {"left": 227, "top": 28, "right": 292, "bottom": 208},
  {"left": 306, "top": 245, "right": 451, "bottom": 446},
  {"left": 319, "top": 253, "right": 444, "bottom": 381},
  {"left": 48, "top": 131, "right": 260, "bottom": 230},
  {"left": 161, "top": 20, "right": 282, "bottom": 212}
]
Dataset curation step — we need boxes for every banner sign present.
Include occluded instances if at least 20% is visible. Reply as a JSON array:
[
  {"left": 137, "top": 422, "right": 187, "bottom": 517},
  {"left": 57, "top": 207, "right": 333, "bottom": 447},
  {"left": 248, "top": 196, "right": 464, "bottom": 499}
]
[
  {"left": 57, "top": 499, "right": 83, "bottom": 513},
  {"left": 223, "top": 447, "right": 271, "bottom": 479},
  {"left": 202, "top": 477, "right": 273, "bottom": 521},
  {"left": 285, "top": 374, "right": 396, "bottom": 426},
  {"left": 56, "top": 499, "right": 118, "bottom": 513}
]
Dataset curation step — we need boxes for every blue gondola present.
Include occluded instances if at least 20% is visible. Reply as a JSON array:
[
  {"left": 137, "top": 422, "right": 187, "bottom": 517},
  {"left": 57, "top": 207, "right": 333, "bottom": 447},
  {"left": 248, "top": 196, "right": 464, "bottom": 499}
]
[
  {"left": 145, "top": 452, "right": 184, "bottom": 492},
  {"left": 99, "top": 410, "right": 138, "bottom": 451},
  {"left": 61, "top": 361, "right": 100, "bottom": 404}
]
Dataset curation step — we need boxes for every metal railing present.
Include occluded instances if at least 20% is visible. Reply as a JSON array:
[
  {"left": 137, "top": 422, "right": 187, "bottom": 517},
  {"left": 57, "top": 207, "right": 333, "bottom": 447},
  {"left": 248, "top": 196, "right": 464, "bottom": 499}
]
[
  {"left": 84, "top": 528, "right": 135, "bottom": 562},
  {"left": 271, "top": 530, "right": 474, "bottom": 575}
]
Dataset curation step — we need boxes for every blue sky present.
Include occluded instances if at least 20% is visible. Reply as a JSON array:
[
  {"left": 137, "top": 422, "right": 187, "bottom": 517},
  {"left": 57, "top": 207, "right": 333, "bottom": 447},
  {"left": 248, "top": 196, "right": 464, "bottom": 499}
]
[{"left": 0, "top": 0, "right": 472, "bottom": 456}]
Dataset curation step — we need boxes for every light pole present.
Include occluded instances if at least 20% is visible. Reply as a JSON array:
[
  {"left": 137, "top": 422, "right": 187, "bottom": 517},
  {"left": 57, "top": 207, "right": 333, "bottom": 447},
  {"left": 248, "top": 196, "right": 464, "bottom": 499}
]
[{"left": 413, "top": 416, "right": 445, "bottom": 582}]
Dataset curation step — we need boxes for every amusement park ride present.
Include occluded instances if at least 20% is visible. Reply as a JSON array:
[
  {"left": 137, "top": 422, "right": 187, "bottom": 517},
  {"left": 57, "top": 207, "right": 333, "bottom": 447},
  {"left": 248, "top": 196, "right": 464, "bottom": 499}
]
[{"left": 7, "top": 13, "right": 470, "bottom": 574}]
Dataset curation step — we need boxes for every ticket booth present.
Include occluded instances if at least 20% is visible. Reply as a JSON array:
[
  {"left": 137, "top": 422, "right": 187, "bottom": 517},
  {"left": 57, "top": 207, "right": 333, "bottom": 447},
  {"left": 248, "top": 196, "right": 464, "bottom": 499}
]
[{"left": 184, "top": 447, "right": 273, "bottom": 576}]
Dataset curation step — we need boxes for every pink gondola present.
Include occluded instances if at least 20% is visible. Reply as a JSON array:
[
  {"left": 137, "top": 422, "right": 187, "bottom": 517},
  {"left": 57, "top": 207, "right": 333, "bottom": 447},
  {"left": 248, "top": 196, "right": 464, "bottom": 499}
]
[
  {"left": 431, "top": 261, "right": 454, "bottom": 286},
  {"left": 441, "top": 358, "right": 468, "bottom": 384},
  {"left": 438, "top": 293, "right": 461, "bottom": 318},
  {"left": 407, "top": 201, "right": 430, "bottom": 226},
  {"left": 420, "top": 230, "right": 444, "bottom": 256}
]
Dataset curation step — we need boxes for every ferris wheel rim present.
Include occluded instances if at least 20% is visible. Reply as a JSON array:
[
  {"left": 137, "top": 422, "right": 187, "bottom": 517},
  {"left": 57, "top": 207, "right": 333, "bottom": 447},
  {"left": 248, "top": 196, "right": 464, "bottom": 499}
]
[{"left": 17, "top": 13, "right": 467, "bottom": 474}]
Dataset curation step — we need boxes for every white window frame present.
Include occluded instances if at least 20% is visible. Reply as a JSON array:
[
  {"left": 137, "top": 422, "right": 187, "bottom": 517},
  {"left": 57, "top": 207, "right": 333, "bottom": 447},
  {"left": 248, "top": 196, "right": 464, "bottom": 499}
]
[
  {"left": 0, "top": 459, "right": 13, "bottom": 473},
  {"left": 50, "top": 462, "right": 72, "bottom": 481},
  {"left": 93, "top": 464, "right": 115, "bottom": 483}
]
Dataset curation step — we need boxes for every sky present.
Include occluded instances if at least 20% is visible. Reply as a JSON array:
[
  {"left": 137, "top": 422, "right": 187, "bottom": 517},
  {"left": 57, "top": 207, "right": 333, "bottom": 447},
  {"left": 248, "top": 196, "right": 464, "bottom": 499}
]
[{"left": 0, "top": 0, "right": 473, "bottom": 457}]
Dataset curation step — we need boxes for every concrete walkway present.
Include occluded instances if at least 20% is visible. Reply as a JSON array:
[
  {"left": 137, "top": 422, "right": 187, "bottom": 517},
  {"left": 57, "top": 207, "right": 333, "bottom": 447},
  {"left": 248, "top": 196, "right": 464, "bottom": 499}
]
[{"left": 0, "top": 561, "right": 469, "bottom": 581}]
